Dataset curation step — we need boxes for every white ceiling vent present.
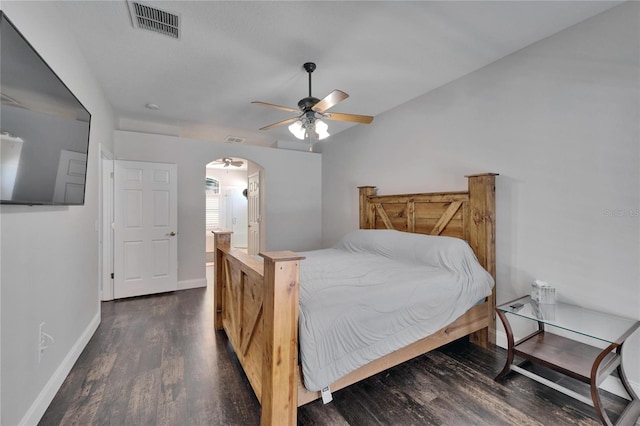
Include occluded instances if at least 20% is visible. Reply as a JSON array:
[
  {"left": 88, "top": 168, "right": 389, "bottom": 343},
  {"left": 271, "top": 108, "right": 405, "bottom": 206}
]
[
  {"left": 127, "top": 1, "right": 180, "bottom": 39},
  {"left": 225, "top": 136, "right": 246, "bottom": 144}
]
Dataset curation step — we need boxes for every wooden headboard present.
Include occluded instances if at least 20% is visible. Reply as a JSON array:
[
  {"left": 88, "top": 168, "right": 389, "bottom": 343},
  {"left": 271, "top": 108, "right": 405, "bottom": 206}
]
[{"left": 358, "top": 173, "right": 498, "bottom": 344}]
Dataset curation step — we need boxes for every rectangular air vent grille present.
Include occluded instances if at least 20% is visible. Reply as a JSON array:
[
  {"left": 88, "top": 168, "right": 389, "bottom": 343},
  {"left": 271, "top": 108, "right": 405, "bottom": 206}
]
[
  {"left": 127, "top": 1, "right": 180, "bottom": 39},
  {"left": 225, "top": 136, "right": 246, "bottom": 144}
]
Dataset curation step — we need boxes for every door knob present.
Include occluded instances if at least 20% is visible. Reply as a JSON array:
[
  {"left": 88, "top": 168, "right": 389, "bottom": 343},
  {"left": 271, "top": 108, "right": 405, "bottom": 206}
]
[{"left": 169, "top": 231, "right": 176, "bottom": 236}]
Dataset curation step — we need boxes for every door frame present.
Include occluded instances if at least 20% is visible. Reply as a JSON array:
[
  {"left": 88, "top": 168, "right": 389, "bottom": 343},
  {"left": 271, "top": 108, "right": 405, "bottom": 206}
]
[{"left": 99, "top": 144, "right": 114, "bottom": 301}]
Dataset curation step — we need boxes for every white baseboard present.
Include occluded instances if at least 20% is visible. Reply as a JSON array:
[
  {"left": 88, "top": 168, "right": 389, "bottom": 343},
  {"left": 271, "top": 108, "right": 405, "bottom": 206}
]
[
  {"left": 178, "top": 278, "right": 206, "bottom": 290},
  {"left": 495, "top": 329, "right": 640, "bottom": 401},
  {"left": 20, "top": 311, "right": 101, "bottom": 426}
]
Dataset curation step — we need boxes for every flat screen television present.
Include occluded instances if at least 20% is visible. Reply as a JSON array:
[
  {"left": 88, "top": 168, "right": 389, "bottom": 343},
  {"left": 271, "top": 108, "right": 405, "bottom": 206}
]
[{"left": 0, "top": 11, "right": 91, "bottom": 205}]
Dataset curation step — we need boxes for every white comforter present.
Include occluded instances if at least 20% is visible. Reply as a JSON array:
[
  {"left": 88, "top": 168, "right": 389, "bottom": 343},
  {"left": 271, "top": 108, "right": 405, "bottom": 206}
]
[{"left": 298, "top": 229, "right": 494, "bottom": 392}]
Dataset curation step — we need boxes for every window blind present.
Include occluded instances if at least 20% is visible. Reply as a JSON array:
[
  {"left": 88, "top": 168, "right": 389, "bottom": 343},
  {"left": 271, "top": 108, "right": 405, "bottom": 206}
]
[{"left": 206, "top": 195, "right": 220, "bottom": 229}]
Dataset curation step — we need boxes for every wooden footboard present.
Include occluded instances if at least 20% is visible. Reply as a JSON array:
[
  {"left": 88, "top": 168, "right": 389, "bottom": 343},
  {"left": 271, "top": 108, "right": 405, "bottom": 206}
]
[
  {"left": 214, "top": 173, "right": 497, "bottom": 426},
  {"left": 213, "top": 232, "right": 304, "bottom": 425}
]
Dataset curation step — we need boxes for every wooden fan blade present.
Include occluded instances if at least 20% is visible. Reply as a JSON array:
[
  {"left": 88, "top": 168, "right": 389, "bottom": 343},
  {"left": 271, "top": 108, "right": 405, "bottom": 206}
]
[
  {"left": 251, "top": 101, "right": 299, "bottom": 113},
  {"left": 324, "top": 112, "right": 374, "bottom": 124},
  {"left": 312, "top": 90, "right": 349, "bottom": 113},
  {"left": 259, "top": 117, "right": 299, "bottom": 131}
]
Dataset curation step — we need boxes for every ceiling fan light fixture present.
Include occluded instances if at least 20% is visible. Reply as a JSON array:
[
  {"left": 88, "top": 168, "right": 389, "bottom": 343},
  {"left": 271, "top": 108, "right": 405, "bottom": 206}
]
[
  {"left": 315, "top": 119, "right": 330, "bottom": 140},
  {"left": 254, "top": 62, "right": 373, "bottom": 140},
  {"left": 288, "top": 120, "right": 306, "bottom": 140},
  {"left": 288, "top": 118, "right": 330, "bottom": 141}
]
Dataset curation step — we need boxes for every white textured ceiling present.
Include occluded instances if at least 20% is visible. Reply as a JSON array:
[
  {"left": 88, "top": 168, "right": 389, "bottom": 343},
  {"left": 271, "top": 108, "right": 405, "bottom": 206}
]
[{"left": 56, "top": 1, "right": 620, "bottom": 149}]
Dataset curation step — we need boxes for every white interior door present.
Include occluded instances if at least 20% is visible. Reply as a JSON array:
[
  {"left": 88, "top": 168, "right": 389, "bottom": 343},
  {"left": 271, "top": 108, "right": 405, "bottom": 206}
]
[
  {"left": 247, "top": 172, "right": 260, "bottom": 255},
  {"left": 225, "top": 187, "right": 248, "bottom": 248},
  {"left": 114, "top": 160, "right": 178, "bottom": 298},
  {"left": 53, "top": 149, "right": 87, "bottom": 204}
]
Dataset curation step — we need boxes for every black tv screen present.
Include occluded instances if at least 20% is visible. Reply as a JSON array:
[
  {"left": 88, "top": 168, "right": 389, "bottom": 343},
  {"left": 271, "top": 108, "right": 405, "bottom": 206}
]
[{"left": 0, "top": 12, "right": 91, "bottom": 205}]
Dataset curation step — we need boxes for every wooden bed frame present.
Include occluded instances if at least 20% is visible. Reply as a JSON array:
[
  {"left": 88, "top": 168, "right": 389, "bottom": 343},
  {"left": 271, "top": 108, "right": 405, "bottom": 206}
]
[{"left": 213, "top": 173, "right": 497, "bottom": 425}]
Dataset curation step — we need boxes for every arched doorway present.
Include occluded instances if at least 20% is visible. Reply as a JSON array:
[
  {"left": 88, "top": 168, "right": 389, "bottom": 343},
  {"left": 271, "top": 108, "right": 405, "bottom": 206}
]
[{"left": 204, "top": 157, "right": 264, "bottom": 265}]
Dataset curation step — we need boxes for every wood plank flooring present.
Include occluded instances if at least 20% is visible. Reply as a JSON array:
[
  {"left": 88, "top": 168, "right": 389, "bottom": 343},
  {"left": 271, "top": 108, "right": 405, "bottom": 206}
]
[{"left": 39, "top": 285, "right": 633, "bottom": 425}]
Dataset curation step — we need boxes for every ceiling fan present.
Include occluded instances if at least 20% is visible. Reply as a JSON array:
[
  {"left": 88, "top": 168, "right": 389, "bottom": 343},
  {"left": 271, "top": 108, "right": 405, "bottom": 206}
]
[
  {"left": 211, "top": 157, "right": 244, "bottom": 168},
  {"left": 252, "top": 62, "right": 374, "bottom": 140}
]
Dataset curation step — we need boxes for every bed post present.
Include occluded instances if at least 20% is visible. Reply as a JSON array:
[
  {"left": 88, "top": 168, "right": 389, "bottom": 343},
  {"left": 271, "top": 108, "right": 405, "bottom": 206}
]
[
  {"left": 359, "top": 186, "right": 377, "bottom": 229},
  {"left": 466, "top": 173, "right": 498, "bottom": 347},
  {"left": 213, "top": 231, "right": 232, "bottom": 330},
  {"left": 260, "top": 251, "right": 306, "bottom": 426}
]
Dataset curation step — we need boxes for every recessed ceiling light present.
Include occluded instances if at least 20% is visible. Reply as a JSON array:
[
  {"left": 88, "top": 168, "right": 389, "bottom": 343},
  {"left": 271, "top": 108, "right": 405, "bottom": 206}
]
[{"left": 145, "top": 103, "right": 160, "bottom": 110}]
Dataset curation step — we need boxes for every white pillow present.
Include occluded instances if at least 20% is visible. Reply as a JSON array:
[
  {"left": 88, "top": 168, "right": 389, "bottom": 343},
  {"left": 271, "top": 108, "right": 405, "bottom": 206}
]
[{"left": 334, "top": 229, "right": 480, "bottom": 271}]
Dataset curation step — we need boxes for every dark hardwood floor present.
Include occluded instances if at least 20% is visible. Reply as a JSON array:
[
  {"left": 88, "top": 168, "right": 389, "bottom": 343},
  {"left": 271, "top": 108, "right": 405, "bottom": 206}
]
[{"left": 39, "top": 284, "right": 633, "bottom": 425}]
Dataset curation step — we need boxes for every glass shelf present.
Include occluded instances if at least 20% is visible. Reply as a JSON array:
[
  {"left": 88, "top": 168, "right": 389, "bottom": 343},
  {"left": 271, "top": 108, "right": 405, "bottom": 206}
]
[
  {"left": 496, "top": 295, "right": 640, "bottom": 425},
  {"left": 497, "top": 295, "right": 638, "bottom": 344}
]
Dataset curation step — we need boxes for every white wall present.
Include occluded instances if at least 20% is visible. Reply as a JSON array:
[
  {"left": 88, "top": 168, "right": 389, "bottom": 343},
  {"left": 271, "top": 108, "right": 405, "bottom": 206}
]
[
  {"left": 0, "top": 3, "right": 116, "bottom": 425},
  {"left": 320, "top": 3, "right": 639, "bottom": 389},
  {"left": 115, "top": 131, "right": 322, "bottom": 288}
]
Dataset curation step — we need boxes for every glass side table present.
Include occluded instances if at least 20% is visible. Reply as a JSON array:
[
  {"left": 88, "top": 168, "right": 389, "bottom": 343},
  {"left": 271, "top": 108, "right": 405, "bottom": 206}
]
[{"left": 495, "top": 295, "right": 640, "bottom": 426}]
